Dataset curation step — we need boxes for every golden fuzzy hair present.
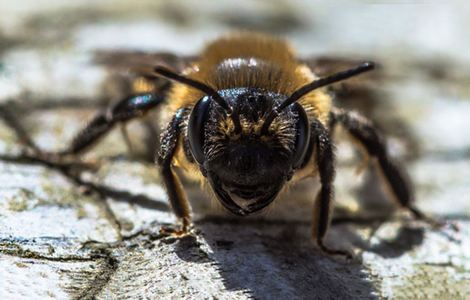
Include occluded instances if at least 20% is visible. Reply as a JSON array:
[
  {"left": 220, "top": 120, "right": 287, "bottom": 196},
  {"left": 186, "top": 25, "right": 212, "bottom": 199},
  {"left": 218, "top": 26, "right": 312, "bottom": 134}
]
[
  {"left": 164, "top": 32, "right": 332, "bottom": 183},
  {"left": 165, "top": 32, "right": 332, "bottom": 125}
]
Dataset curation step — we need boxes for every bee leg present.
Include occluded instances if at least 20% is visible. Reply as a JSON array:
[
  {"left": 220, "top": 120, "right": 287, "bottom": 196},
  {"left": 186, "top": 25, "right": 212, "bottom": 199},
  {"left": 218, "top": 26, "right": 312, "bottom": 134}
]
[
  {"left": 59, "top": 93, "right": 165, "bottom": 157},
  {"left": 311, "top": 120, "right": 352, "bottom": 259},
  {"left": 157, "top": 108, "right": 193, "bottom": 237},
  {"left": 329, "top": 108, "right": 449, "bottom": 229},
  {"left": 0, "top": 105, "right": 40, "bottom": 153}
]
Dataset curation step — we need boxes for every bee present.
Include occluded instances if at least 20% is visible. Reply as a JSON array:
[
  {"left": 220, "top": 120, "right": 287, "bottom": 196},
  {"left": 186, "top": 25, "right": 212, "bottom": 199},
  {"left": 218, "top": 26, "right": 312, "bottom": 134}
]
[{"left": 39, "top": 33, "right": 435, "bottom": 257}]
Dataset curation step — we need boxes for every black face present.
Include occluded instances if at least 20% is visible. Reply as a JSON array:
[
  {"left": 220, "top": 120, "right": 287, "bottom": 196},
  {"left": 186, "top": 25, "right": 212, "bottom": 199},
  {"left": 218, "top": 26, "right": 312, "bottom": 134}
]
[
  {"left": 188, "top": 88, "right": 310, "bottom": 216},
  {"left": 207, "top": 142, "right": 291, "bottom": 216}
]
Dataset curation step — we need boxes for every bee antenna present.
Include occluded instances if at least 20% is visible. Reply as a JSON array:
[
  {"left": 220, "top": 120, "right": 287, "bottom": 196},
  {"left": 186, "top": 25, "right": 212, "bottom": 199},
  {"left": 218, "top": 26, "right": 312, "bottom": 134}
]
[
  {"left": 261, "top": 62, "right": 375, "bottom": 135},
  {"left": 153, "top": 66, "right": 233, "bottom": 113}
]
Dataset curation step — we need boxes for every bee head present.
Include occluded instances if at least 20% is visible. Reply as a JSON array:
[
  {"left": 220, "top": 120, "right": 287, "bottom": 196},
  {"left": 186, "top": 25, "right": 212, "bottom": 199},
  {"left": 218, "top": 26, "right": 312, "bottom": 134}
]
[
  {"left": 188, "top": 88, "right": 310, "bottom": 216},
  {"left": 153, "top": 62, "right": 374, "bottom": 216}
]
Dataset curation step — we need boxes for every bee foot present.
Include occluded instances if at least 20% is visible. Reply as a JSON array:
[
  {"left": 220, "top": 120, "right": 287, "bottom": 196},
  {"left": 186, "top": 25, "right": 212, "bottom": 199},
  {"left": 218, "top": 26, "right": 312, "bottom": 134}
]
[
  {"left": 159, "top": 224, "right": 193, "bottom": 238},
  {"left": 409, "top": 207, "right": 459, "bottom": 232},
  {"left": 431, "top": 219, "right": 459, "bottom": 232},
  {"left": 318, "top": 243, "right": 353, "bottom": 260},
  {"left": 419, "top": 214, "right": 459, "bottom": 232},
  {"left": 430, "top": 220, "right": 461, "bottom": 243}
]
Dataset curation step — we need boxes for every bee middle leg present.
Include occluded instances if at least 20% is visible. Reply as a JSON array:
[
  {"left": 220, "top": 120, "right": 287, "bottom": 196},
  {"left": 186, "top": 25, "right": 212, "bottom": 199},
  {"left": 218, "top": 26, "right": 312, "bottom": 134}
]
[
  {"left": 55, "top": 93, "right": 165, "bottom": 158},
  {"left": 328, "top": 107, "right": 444, "bottom": 227},
  {"left": 157, "top": 108, "right": 193, "bottom": 237},
  {"left": 310, "top": 119, "right": 352, "bottom": 258}
]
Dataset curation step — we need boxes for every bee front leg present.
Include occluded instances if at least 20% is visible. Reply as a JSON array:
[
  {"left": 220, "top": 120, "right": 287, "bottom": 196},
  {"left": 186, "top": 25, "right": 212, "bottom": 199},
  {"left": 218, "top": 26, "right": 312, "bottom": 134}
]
[
  {"left": 157, "top": 108, "right": 193, "bottom": 237},
  {"left": 310, "top": 120, "right": 352, "bottom": 259}
]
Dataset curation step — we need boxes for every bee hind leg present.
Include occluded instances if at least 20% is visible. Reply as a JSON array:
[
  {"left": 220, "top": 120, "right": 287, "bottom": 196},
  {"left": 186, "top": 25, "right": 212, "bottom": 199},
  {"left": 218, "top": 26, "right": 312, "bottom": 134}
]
[
  {"left": 329, "top": 108, "right": 453, "bottom": 229},
  {"left": 157, "top": 108, "right": 193, "bottom": 237}
]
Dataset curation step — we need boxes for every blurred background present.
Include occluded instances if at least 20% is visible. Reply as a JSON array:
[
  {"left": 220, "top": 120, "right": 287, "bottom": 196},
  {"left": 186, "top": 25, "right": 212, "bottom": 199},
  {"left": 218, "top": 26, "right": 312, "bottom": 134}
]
[
  {"left": 1, "top": 0, "right": 469, "bottom": 216},
  {"left": 0, "top": 1, "right": 469, "bottom": 299}
]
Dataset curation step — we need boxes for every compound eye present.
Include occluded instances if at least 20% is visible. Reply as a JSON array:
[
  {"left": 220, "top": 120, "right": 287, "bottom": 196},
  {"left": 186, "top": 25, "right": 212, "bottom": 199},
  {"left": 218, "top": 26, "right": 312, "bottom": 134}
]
[
  {"left": 291, "top": 103, "right": 311, "bottom": 169},
  {"left": 188, "top": 96, "right": 211, "bottom": 164}
]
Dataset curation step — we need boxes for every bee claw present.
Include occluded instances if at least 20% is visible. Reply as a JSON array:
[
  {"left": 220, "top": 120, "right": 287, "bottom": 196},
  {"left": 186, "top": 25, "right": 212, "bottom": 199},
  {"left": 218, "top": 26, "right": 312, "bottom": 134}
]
[
  {"left": 433, "top": 218, "right": 459, "bottom": 232},
  {"left": 412, "top": 214, "right": 461, "bottom": 243},
  {"left": 159, "top": 227, "right": 188, "bottom": 238},
  {"left": 409, "top": 206, "right": 460, "bottom": 232},
  {"left": 417, "top": 214, "right": 459, "bottom": 233},
  {"left": 159, "top": 222, "right": 193, "bottom": 238}
]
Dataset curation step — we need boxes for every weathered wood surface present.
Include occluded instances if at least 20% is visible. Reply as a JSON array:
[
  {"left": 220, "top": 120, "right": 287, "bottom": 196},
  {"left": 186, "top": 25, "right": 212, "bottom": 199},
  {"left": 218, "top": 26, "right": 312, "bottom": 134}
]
[{"left": 1, "top": 1, "right": 469, "bottom": 299}]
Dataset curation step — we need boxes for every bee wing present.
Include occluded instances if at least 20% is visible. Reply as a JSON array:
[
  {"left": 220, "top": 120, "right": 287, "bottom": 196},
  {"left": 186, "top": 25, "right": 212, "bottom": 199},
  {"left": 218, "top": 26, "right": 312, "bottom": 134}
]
[
  {"left": 93, "top": 50, "right": 196, "bottom": 76},
  {"left": 93, "top": 51, "right": 197, "bottom": 96},
  {"left": 301, "top": 56, "right": 382, "bottom": 80},
  {"left": 302, "top": 56, "right": 419, "bottom": 158}
]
